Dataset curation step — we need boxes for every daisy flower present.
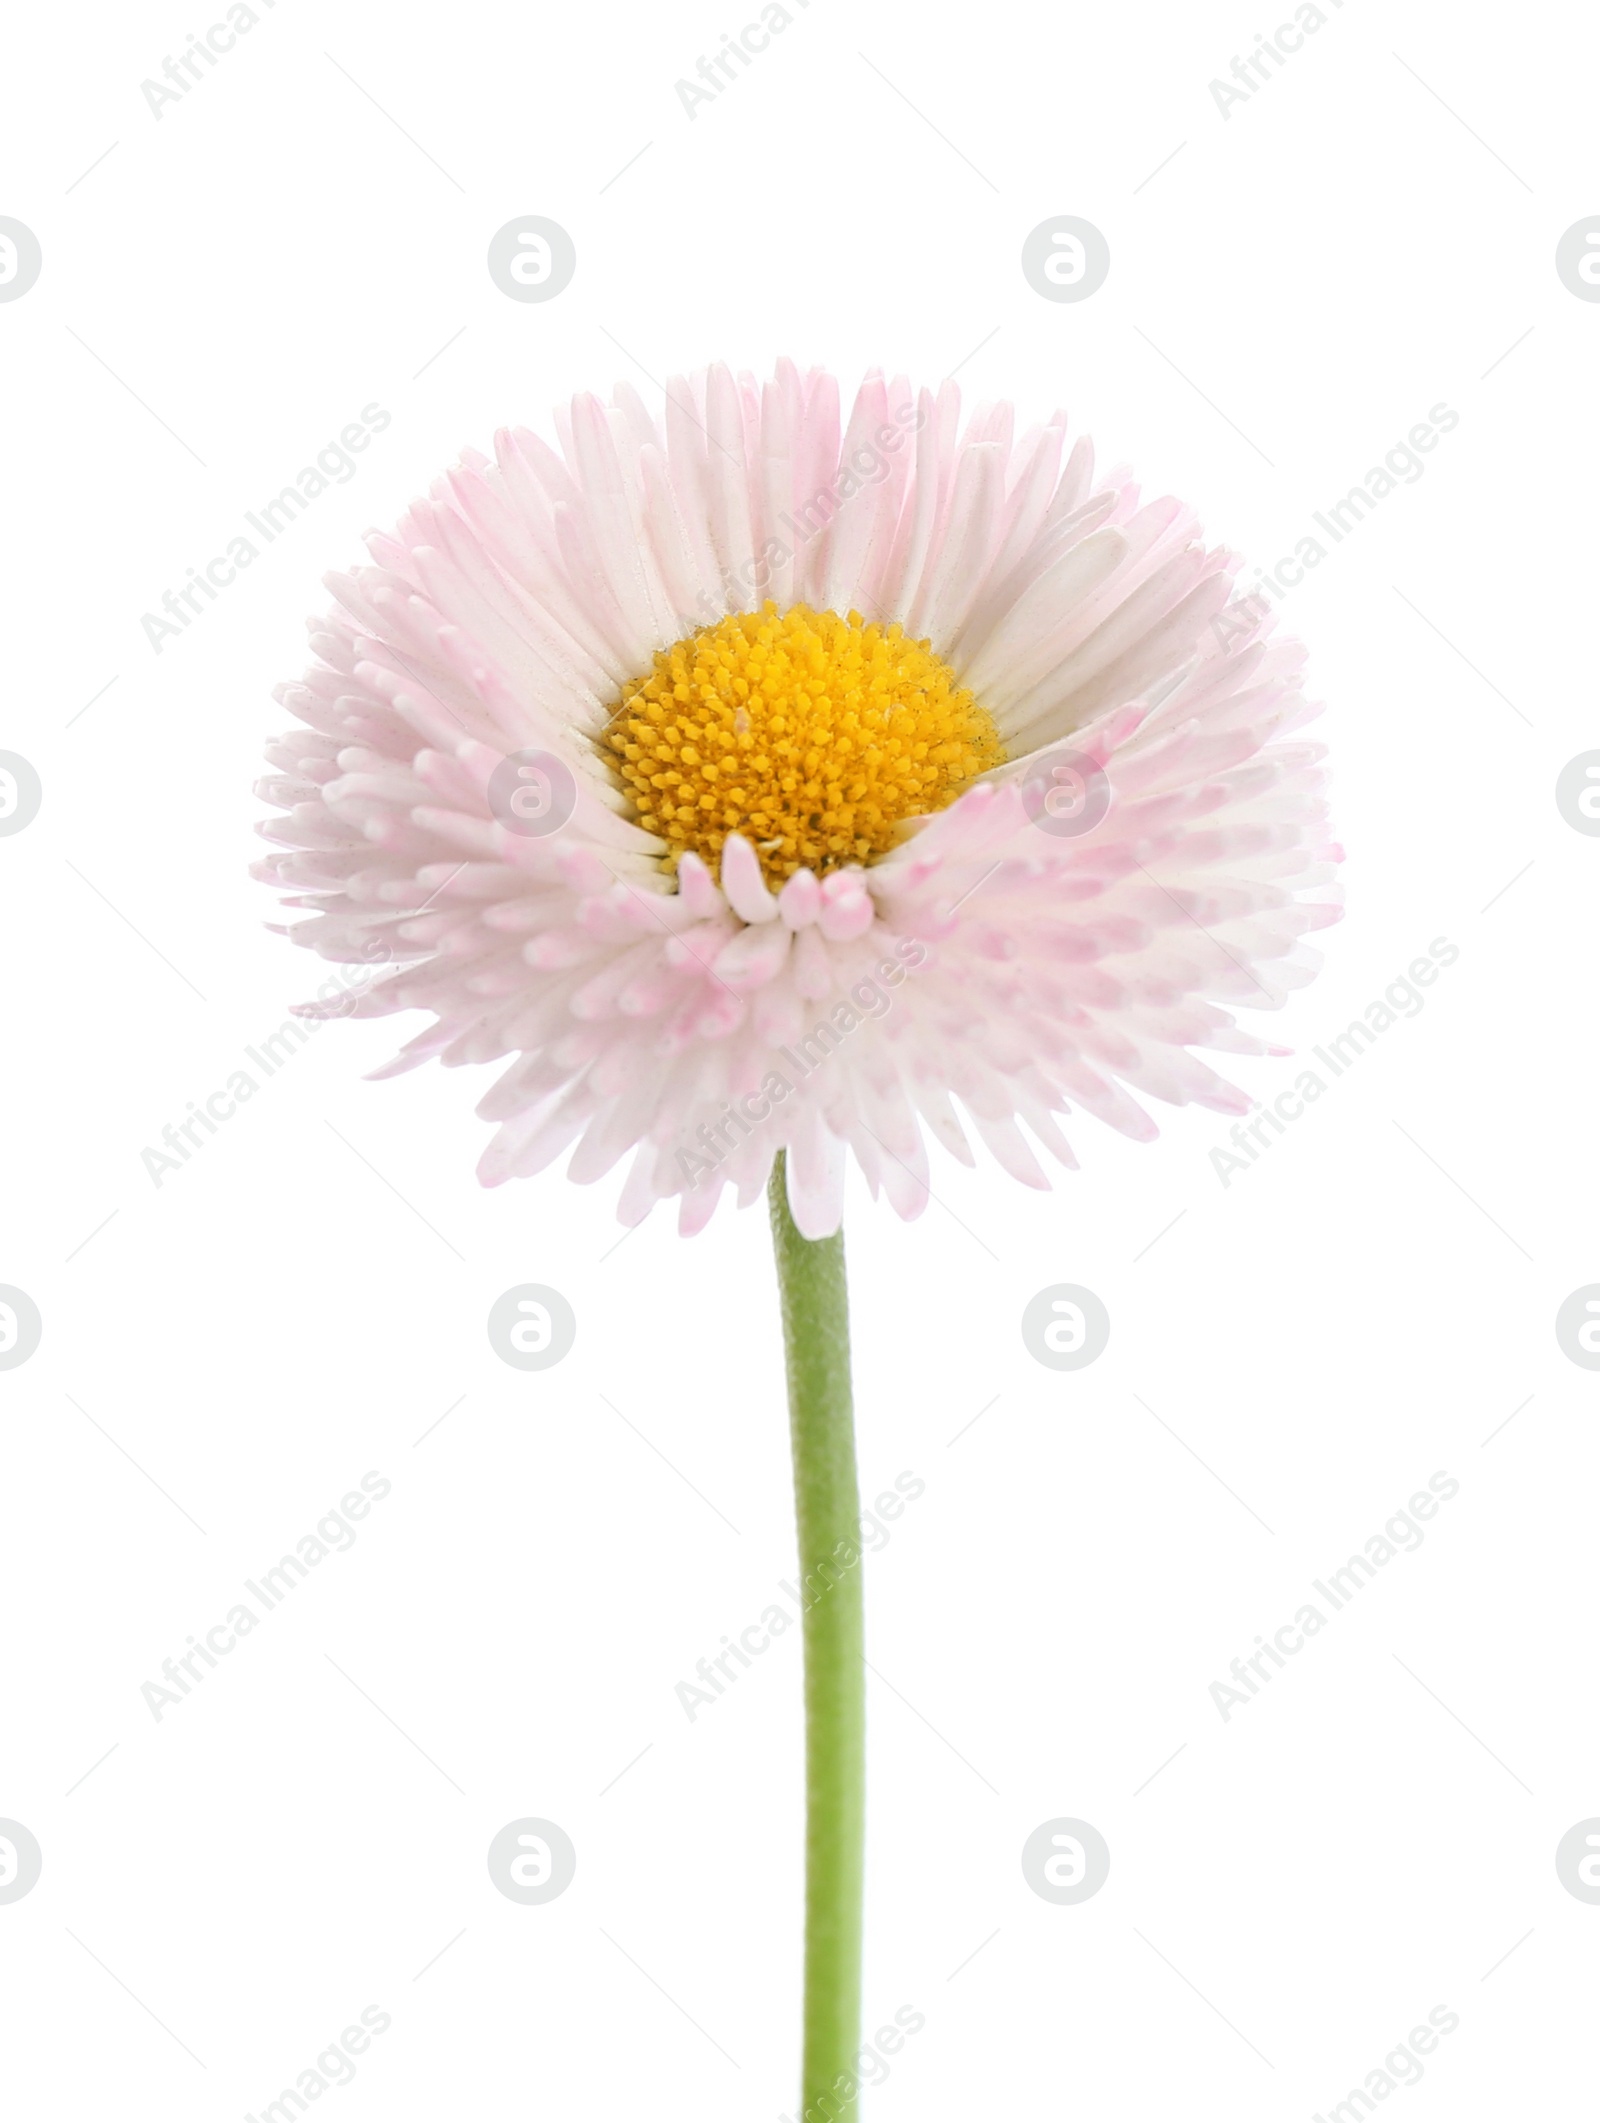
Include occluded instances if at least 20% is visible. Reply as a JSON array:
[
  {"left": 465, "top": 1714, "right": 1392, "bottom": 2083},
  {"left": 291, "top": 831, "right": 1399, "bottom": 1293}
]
[
  {"left": 255, "top": 360, "right": 1340, "bottom": 1242},
  {"left": 253, "top": 359, "right": 1341, "bottom": 2123}
]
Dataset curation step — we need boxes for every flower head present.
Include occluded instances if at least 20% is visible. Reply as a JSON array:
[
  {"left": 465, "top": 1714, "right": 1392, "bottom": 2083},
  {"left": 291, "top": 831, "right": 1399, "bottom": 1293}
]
[{"left": 255, "top": 360, "right": 1341, "bottom": 1237}]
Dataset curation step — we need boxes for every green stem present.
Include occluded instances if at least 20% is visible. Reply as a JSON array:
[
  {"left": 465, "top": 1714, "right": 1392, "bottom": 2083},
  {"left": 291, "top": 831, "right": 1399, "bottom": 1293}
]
[{"left": 769, "top": 1152, "right": 865, "bottom": 2123}]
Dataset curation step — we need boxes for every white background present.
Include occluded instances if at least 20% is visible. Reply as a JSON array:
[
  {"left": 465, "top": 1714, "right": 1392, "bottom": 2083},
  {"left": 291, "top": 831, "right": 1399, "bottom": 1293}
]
[{"left": 1, "top": 0, "right": 1596, "bottom": 2116}]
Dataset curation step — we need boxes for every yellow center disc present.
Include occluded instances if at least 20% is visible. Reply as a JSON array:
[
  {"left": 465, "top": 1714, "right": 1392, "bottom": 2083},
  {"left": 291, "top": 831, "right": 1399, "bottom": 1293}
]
[{"left": 604, "top": 601, "right": 1005, "bottom": 888}]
